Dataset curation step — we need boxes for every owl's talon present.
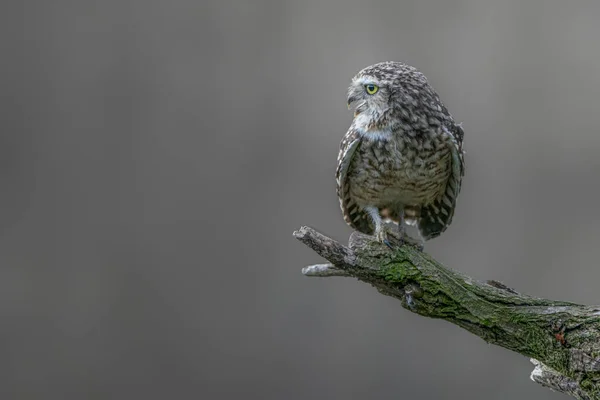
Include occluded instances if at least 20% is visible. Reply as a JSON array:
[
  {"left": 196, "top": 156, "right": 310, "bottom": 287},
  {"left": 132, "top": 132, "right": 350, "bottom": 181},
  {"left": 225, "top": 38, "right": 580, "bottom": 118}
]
[{"left": 374, "top": 225, "right": 394, "bottom": 249}]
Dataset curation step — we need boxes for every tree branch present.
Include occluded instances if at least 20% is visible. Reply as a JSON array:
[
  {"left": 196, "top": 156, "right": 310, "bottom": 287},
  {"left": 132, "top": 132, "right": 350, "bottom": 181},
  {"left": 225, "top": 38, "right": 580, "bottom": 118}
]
[{"left": 294, "top": 226, "right": 600, "bottom": 399}]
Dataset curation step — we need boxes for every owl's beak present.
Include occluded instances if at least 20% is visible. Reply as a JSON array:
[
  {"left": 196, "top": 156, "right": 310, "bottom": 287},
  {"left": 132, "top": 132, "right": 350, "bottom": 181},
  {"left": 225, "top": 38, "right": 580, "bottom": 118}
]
[
  {"left": 347, "top": 96, "right": 356, "bottom": 110},
  {"left": 347, "top": 95, "right": 364, "bottom": 117}
]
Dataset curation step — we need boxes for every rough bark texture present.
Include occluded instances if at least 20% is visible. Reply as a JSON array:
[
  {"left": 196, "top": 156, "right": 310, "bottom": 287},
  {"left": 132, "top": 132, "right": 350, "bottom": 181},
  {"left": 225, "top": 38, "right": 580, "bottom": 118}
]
[{"left": 294, "top": 226, "right": 600, "bottom": 399}]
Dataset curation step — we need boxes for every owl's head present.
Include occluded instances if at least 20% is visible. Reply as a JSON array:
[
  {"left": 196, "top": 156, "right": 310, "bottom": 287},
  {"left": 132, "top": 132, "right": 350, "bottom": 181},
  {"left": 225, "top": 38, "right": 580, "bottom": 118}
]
[{"left": 347, "top": 61, "right": 432, "bottom": 137}]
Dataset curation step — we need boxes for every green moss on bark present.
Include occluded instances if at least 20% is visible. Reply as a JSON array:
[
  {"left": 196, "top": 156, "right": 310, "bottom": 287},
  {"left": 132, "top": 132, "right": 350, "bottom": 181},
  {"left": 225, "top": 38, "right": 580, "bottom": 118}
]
[
  {"left": 295, "top": 226, "right": 600, "bottom": 398},
  {"left": 352, "top": 241, "right": 600, "bottom": 398}
]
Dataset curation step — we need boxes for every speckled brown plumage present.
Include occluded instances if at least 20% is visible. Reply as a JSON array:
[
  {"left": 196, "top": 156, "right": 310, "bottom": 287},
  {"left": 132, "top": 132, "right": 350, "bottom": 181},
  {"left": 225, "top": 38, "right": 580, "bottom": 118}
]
[{"left": 336, "top": 61, "right": 465, "bottom": 243}]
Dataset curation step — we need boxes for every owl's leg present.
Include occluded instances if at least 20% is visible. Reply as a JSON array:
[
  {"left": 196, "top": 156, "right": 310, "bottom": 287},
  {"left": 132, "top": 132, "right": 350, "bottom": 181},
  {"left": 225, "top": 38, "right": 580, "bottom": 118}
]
[
  {"left": 395, "top": 208, "right": 406, "bottom": 237},
  {"left": 405, "top": 229, "right": 425, "bottom": 251},
  {"left": 365, "top": 206, "right": 393, "bottom": 249},
  {"left": 397, "top": 206, "right": 424, "bottom": 250},
  {"left": 414, "top": 228, "right": 425, "bottom": 246}
]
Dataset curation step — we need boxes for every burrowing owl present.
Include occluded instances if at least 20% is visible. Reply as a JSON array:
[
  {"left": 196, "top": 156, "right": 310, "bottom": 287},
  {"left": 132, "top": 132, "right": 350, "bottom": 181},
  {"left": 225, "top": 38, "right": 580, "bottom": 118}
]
[{"left": 336, "top": 61, "right": 465, "bottom": 246}]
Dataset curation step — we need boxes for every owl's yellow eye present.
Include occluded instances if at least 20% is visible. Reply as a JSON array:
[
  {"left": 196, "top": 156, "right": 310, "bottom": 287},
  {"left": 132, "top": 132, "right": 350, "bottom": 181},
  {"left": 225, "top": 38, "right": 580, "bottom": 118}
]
[{"left": 365, "top": 84, "right": 379, "bottom": 95}]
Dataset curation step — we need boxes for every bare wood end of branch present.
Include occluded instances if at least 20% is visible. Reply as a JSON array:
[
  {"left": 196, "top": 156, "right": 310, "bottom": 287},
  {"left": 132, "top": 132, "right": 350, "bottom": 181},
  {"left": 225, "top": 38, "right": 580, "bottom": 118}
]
[{"left": 302, "top": 263, "right": 352, "bottom": 277}]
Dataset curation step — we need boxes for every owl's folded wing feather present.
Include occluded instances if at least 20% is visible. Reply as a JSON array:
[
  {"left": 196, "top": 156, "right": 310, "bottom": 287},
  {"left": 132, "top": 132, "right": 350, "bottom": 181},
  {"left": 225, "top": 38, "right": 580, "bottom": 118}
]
[
  {"left": 335, "top": 129, "right": 374, "bottom": 234},
  {"left": 418, "top": 124, "right": 465, "bottom": 240}
]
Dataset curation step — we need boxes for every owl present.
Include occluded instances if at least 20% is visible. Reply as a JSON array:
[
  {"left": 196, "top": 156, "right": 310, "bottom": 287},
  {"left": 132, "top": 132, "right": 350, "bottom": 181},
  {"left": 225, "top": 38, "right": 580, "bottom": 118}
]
[{"left": 336, "top": 61, "right": 465, "bottom": 246}]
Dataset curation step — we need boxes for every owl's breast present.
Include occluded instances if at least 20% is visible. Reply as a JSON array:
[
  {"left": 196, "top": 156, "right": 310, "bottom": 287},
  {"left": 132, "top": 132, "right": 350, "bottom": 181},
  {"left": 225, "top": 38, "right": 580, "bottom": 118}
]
[{"left": 348, "top": 134, "right": 451, "bottom": 207}]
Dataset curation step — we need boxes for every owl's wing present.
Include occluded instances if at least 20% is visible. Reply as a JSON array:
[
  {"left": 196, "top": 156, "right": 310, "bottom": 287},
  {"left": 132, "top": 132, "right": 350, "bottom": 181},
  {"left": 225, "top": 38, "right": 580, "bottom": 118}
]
[
  {"left": 335, "top": 128, "right": 374, "bottom": 234},
  {"left": 418, "top": 124, "right": 465, "bottom": 240}
]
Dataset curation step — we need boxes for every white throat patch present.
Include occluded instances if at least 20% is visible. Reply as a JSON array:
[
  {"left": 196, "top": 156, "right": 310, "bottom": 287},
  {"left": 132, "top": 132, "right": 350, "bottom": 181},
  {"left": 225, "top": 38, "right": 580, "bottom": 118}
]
[{"left": 353, "top": 112, "right": 392, "bottom": 141}]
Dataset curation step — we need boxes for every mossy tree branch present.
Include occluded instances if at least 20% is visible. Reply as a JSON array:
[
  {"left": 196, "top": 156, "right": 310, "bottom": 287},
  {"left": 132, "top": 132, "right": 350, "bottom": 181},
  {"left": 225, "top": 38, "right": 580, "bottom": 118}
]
[{"left": 294, "top": 226, "right": 600, "bottom": 400}]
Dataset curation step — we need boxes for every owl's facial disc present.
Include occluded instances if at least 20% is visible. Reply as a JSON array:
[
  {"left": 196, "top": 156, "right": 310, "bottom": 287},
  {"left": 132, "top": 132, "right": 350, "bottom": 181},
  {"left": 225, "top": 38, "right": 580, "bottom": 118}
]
[
  {"left": 347, "top": 77, "right": 391, "bottom": 134},
  {"left": 347, "top": 81, "right": 376, "bottom": 115}
]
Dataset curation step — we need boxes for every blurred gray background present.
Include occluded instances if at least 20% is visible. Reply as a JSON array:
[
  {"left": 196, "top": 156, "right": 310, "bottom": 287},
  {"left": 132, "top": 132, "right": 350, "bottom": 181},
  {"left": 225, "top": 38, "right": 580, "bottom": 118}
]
[{"left": 1, "top": 0, "right": 600, "bottom": 399}]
